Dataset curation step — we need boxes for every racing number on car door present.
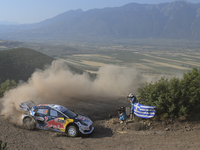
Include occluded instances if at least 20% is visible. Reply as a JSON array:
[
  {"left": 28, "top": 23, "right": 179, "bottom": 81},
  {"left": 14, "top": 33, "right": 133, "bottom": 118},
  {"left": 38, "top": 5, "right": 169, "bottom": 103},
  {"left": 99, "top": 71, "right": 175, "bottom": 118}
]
[{"left": 44, "top": 109, "right": 67, "bottom": 131}]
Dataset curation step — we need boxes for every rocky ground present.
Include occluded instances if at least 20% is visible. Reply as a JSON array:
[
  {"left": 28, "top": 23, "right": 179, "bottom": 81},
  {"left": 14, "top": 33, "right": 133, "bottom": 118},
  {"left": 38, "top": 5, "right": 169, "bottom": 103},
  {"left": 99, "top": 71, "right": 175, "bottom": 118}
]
[{"left": 0, "top": 98, "right": 200, "bottom": 150}]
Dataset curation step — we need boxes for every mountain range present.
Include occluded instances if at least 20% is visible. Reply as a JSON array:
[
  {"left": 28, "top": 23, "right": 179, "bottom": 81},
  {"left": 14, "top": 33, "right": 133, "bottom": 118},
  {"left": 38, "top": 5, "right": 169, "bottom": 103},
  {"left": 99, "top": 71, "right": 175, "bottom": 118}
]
[{"left": 0, "top": 1, "right": 200, "bottom": 42}]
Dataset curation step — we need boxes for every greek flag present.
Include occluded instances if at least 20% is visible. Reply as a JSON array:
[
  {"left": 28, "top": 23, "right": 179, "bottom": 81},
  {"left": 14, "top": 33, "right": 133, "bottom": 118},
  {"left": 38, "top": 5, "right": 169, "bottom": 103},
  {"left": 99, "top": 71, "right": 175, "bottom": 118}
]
[{"left": 134, "top": 103, "right": 156, "bottom": 119}]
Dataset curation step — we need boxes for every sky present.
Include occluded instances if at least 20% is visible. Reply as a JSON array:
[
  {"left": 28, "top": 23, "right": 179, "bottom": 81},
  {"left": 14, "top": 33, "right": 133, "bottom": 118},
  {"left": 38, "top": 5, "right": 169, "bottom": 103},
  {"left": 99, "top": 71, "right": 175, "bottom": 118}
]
[{"left": 0, "top": 0, "right": 200, "bottom": 24}]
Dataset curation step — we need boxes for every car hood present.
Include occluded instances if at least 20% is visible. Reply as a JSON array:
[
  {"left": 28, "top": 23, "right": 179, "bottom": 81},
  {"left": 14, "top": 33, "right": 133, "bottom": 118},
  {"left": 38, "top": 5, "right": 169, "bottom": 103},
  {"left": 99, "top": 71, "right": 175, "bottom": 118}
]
[{"left": 75, "top": 115, "right": 92, "bottom": 123}]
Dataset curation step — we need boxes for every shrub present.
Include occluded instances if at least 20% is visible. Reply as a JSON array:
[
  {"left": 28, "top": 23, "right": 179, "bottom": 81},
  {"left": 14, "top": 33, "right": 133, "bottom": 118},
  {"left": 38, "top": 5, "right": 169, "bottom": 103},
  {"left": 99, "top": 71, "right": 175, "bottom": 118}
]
[
  {"left": 0, "top": 140, "right": 7, "bottom": 150},
  {"left": 137, "top": 67, "right": 200, "bottom": 119},
  {"left": 0, "top": 79, "right": 17, "bottom": 97}
]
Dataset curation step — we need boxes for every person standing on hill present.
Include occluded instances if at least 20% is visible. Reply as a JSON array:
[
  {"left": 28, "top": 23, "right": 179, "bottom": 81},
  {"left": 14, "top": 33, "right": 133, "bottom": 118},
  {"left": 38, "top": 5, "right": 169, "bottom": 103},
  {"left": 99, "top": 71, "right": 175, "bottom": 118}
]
[{"left": 127, "top": 93, "right": 137, "bottom": 121}]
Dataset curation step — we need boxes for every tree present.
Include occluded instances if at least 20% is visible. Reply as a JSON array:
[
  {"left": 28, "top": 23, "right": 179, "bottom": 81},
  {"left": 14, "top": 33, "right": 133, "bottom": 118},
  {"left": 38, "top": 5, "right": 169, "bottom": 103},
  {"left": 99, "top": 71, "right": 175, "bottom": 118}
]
[{"left": 0, "top": 79, "right": 17, "bottom": 97}]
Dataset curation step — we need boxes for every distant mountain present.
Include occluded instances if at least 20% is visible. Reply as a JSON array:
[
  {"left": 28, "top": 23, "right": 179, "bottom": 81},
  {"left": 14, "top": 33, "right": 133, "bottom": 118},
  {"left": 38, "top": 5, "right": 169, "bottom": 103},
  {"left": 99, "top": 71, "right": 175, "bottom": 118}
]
[
  {"left": 0, "top": 21, "right": 20, "bottom": 25},
  {"left": 0, "top": 1, "right": 200, "bottom": 42},
  {"left": 0, "top": 9, "right": 83, "bottom": 35}
]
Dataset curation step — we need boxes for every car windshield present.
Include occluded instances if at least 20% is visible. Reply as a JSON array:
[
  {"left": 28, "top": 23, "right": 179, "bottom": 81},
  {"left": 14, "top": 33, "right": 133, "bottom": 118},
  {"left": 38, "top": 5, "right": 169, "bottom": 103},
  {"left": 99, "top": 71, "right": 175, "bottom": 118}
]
[{"left": 63, "top": 109, "right": 77, "bottom": 118}]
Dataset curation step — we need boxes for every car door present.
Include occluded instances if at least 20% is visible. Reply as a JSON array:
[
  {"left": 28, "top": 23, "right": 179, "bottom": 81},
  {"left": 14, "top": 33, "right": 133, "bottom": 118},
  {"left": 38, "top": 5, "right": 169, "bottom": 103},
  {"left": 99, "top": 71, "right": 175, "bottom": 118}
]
[
  {"left": 44, "top": 109, "right": 68, "bottom": 132},
  {"left": 34, "top": 108, "right": 49, "bottom": 126}
]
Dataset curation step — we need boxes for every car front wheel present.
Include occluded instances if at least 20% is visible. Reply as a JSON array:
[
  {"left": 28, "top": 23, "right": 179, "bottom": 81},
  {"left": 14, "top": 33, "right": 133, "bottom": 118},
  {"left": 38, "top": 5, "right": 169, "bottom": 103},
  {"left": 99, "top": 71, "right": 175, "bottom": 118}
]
[{"left": 67, "top": 125, "right": 78, "bottom": 137}]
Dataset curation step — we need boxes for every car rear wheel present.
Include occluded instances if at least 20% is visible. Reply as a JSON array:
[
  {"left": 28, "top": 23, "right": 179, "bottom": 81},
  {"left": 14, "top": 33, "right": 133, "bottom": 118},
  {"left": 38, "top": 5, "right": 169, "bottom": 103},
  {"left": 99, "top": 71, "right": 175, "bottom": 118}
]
[
  {"left": 67, "top": 125, "right": 78, "bottom": 137},
  {"left": 23, "top": 117, "right": 35, "bottom": 130}
]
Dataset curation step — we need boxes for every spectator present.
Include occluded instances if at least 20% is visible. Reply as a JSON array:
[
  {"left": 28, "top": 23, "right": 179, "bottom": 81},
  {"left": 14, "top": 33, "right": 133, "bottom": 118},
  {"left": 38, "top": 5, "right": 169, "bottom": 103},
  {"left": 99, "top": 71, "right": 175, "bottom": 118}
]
[
  {"left": 118, "top": 107, "right": 127, "bottom": 124},
  {"left": 127, "top": 93, "right": 137, "bottom": 121}
]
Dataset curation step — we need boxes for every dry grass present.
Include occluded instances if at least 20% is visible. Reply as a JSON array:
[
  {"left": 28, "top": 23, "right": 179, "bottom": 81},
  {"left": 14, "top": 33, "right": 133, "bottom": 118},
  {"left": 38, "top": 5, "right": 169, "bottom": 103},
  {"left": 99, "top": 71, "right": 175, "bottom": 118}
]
[
  {"left": 81, "top": 60, "right": 106, "bottom": 67},
  {"left": 60, "top": 59, "right": 106, "bottom": 67},
  {"left": 182, "top": 58, "right": 194, "bottom": 61},
  {"left": 106, "top": 118, "right": 119, "bottom": 125},
  {"left": 141, "top": 59, "right": 190, "bottom": 70},
  {"left": 143, "top": 53, "right": 200, "bottom": 67},
  {"left": 60, "top": 51, "right": 200, "bottom": 77},
  {"left": 179, "top": 53, "right": 200, "bottom": 59},
  {"left": 73, "top": 54, "right": 122, "bottom": 63},
  {"left": 59, "top": 59, "right": 80, "bottom": 66},
  {"left": 73, "top": 54, "right": 112, "bottom": 58},
  {"left": 127, "top": 63, "right": 153, "bottom": 69}
]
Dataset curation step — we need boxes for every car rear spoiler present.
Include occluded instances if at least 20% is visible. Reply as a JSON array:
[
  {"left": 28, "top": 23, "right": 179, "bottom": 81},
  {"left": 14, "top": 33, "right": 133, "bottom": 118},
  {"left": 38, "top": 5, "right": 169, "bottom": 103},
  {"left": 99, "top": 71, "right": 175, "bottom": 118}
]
[{"left": 20, "top": 101, "right": 35, "bottom": 112}]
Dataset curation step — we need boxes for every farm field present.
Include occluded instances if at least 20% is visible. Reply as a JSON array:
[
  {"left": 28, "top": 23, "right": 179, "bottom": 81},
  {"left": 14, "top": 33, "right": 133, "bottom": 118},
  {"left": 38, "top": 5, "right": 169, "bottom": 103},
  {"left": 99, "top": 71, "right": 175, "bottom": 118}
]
[
  {"left": 1, "top": 39, "right": 200, "bottom": 79},
  {"left": 56, "top": 49, "right": 200, "bottom": 78},
  {"left": 2, "top": 39, "right": 200, "bottom": 79}
]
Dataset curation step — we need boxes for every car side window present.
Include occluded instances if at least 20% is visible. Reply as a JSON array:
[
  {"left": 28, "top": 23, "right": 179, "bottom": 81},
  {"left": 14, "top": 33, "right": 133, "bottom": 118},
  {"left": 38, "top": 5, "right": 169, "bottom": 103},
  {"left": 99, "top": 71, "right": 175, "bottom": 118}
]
[
  {"left": 37, "top": 109, "right": 48, "bottom": 115},
  {"left": 50, "top": 110, "right": 58, "bottom": 117},
  {"left": 58, "top": 112, "right": 65, "bottom": 118}
]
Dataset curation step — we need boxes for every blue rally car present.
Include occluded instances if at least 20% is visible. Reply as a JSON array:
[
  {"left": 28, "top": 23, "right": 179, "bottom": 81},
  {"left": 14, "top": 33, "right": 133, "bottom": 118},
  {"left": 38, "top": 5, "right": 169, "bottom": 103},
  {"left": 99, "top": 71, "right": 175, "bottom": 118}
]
[{"left": 20, "top": 101, "right": 94, "bottom": 137}]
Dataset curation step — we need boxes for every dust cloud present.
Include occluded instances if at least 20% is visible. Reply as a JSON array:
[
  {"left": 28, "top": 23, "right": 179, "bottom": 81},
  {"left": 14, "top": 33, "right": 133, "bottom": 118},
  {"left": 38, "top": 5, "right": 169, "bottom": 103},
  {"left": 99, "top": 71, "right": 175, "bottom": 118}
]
[{"left": 0, "top": 60, "right": 151, "bottom": 124}]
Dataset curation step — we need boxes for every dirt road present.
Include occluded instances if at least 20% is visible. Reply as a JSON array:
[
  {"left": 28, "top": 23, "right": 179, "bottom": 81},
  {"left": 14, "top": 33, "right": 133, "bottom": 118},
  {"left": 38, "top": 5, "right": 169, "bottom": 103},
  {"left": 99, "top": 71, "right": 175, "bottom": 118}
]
[{"left": 0, "top": 98, "right": 200, "bottom": 150}]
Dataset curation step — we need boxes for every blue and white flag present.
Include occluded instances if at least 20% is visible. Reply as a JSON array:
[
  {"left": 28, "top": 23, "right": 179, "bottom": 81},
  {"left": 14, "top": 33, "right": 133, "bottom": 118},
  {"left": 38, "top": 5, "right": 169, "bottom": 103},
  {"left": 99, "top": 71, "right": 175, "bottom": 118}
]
[{"left": 134, "top": 103, "right": 156, "bottom": 119}]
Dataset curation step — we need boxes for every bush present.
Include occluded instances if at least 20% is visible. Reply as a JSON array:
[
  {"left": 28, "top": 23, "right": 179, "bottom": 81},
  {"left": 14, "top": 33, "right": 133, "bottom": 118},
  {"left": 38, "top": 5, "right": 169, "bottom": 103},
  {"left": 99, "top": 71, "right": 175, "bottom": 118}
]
[
  {"left": 137, "top": 67, "right": 200, "bottom": 119},
  {"left": 0, "top": 140, "right": 7, "bottom": 150},
  {"left": 0, "top": 79, "right": 17, "bottom": 97}
]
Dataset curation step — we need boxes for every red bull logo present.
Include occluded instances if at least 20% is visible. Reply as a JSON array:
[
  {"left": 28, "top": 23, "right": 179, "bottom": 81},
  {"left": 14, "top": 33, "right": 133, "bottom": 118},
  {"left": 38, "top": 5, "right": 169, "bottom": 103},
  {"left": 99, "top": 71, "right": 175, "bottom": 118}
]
[{"left": 45, "top": 117, "right": 65, "bottom": 129}]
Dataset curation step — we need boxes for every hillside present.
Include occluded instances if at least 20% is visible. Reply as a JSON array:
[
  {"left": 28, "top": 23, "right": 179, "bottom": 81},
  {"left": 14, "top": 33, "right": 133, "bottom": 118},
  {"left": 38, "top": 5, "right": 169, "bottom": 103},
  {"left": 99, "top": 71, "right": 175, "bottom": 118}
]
[
  {"left": 0, "top": 48, "right": 54, "bottom": 84},
  {"left": 0, "top": 48, "right": 92, "bottom": 84},
  {"left": 0, "top": 1, "right": 200, "bottom": 42}
]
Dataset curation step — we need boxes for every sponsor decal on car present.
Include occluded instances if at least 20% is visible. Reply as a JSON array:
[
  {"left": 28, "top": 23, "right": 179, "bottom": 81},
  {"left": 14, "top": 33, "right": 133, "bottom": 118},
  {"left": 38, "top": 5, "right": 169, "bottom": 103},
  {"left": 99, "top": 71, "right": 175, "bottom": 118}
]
[
  {"left": 35, "top": 116, "right": 44, "bottom": 121},
  {"left": 20, "top": 101, "right": 94, "bottom": 136}
]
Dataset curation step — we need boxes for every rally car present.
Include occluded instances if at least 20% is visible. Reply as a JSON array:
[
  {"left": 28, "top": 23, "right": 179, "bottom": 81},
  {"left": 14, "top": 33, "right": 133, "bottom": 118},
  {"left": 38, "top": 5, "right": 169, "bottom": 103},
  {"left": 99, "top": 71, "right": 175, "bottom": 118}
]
[{"left": 20, "top": 101, "right": 94, "bottom": 137}]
